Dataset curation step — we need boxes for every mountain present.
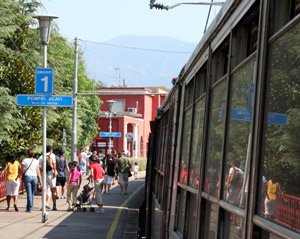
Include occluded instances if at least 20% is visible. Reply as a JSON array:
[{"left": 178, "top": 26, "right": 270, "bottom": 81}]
[{"left": 81, "top": 35, "right": 196, "bottom": 87}]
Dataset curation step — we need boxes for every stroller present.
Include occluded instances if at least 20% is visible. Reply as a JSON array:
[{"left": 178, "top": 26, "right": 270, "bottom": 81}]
[{"left": 75, "top": 183, "right": 95, "bottom": 212}]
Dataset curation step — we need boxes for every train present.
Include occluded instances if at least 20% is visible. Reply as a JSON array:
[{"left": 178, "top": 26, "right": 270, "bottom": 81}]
[{"left": 142, "top": 0, "right": 300, "bottom": 238}]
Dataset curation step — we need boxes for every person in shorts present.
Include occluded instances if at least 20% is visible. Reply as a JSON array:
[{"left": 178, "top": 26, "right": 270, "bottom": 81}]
[
  {"left": 88, "top": 154, "right": 105, "bottom": 213},
  {"left": 56, "top": 149, "right": 67, "bottom": 199},
  {"left": 103, "top": 154, "right": 115, "bottom": 194},
  {"left": 39, "top": 145, "right": 58, "bottom": 210},
  {"left": 66, "top": 161, "right": 82, "bottom": 211},
  {"left": 117, "top": 152, "right": 131, "bottom": 195},
  {"left": 134, "top": 162, "right": 139, "bottom": 180},
  {"left": 0, "top": 153, "right": 21, "bottom": 211}
]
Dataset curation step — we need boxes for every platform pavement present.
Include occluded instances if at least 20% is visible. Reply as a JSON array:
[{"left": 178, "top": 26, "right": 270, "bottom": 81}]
[{"left": 0, "top": 172, "right": 146, "bottom": 239}]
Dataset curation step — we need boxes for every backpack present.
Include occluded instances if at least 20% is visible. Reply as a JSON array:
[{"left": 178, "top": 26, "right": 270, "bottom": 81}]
[{"left": 46, "top": 155, "right": 53, "bottom": 172}]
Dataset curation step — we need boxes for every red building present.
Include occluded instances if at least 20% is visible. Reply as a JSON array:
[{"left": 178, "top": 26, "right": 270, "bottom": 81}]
[{"left": 92, "top": 87, "right": 168, "bottom": 158}]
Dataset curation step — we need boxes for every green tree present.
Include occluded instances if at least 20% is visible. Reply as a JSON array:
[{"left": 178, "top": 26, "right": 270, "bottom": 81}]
[{"left": 0, "top": 0, "right": 101, "bottom": 162}]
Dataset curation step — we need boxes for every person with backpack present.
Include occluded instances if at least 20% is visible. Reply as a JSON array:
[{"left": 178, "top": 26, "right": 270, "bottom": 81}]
[{"left": 55, "top": 149, "right": 67, "bottom": 199}]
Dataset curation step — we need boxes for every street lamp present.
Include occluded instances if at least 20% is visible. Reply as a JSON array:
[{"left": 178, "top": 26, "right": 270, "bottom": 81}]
[
  {"left": 107, "top": 100, "right": 115, "bottom": 154},
  {"left": 33, "top": 14, "right": 58, "bottom": 223},
  {"left": 149, "top": 1, "right": 224, "bottom": 10}
]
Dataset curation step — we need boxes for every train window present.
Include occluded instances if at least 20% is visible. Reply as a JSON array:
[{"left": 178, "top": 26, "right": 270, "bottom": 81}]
[
  {"left": 204, "top": 80, "right": 227, "bottom": 198},
  {"left": 175, "top": 188, "right": 187, "bottom": 235},
  {"left": 269, "top": 0, "right": 300, "bottom": 36},
  {"left": 185, "top": 80, "right": 195, "bottom": 108},
  {"left": 258, "top": 20, "right": 300, "bottom": 233},
  {"left": 179, "top": 107, "right": 192, "bottom": 185},
  {"left": 253, "top": 226, "right": 286, "bottom": 239},
  {"left": 218, "top": 210, "right": 245, "bottom": 239},
  {"left": 195, "top": 65, "right": 207, "bottom": 99},
  {"left": 211, "top": 39, "right": 229, "bottom": 84},
  {"left": 201, "top": 200, "right": 219, "bottom": 239},
  {"left": 189, "top": 98, "right": 206, "bottom": 189},
  {"left": 231, "top": 5, "right": 258, "bottom": 68},
  {"left": 186, "top": 192, "right": 199, "bottom": 238},
  {"left": 222, "top": 57, "right": 256, "bottom": 208}
]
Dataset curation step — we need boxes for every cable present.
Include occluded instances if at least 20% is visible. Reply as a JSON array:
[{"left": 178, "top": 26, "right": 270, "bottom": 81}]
[{"left": 79, "top": 39, "right": 192, "bottom": 54}]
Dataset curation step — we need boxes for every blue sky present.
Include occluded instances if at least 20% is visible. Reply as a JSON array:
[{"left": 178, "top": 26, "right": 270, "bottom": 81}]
[{"left": 38, "top": 0, "right": 222, "bottom": 44}]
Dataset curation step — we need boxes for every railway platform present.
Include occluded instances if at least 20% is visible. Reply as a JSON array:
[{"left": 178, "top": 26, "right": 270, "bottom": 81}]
[{"left": 0, "top": 172, "right": 145, "bottom": 239}]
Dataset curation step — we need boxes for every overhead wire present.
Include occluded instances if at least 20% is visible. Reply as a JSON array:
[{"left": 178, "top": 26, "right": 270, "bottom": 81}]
[{"left": 80, "top": 38, "right": 193, "bottom": 54}]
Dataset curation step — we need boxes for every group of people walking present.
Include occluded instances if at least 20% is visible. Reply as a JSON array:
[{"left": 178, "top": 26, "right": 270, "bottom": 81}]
[{"left": 0, "top": 147, "right": 139, "bottom": 214}]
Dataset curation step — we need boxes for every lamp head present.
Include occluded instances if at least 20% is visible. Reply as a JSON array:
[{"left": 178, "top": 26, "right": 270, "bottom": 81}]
[
  {"left": 33, "top": 14, "right": 58, "bottom": 45},
  {"left": 106, "top": 100, "right": 116, "bottom": 112}
]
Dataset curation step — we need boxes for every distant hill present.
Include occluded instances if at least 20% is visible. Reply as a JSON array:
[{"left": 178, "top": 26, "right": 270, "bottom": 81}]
[{"left": 81, "top": 35, "right": 196, "bottom": 87}]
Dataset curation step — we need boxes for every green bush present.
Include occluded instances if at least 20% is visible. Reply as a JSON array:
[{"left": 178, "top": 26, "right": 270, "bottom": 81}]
[{"left": 127, "top": 158, "right": 147, "bottom": 171}]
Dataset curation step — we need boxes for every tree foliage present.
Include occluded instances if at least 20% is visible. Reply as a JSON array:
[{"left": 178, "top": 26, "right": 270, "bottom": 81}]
[{"left": 0, "top": 0, "right": 101, "bottom": 163}]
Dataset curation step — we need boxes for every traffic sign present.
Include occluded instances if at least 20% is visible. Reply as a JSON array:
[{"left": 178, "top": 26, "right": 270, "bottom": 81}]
[
  {"left": 99, "top": 132, "right": 122, "bottom": 138},
  {"left": 126, "top": 132, "right": 133, "bottom": 142},
  {"left": 17, "top": 95, "right": 73, "bottom": 107},
  {"left": 35, "top": 68, "right": 54, "bottom": 95}
]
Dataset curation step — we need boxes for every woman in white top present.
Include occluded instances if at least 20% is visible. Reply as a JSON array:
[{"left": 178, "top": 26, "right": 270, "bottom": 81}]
[{"left": 21, "top": 149, "right": 41, "bottom": 212}]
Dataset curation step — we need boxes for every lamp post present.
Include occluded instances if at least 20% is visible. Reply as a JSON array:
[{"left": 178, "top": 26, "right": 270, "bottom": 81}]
[
  {"left": 107, "top": 100, "right": 115, "bottom": 154},
  {"left": 71, "top": 37, "right": 79, "bottom": 162},
  {"left": 33, "top": 14, "right": 58, "bottom": 223}
]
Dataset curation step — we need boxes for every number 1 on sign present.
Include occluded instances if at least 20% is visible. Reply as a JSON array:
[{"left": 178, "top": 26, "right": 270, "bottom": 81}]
[{"left": 41, "top": 76, "right": 48, "bottom": 92}]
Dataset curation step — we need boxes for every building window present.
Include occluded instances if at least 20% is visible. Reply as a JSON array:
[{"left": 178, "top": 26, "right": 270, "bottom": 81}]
[
  {"left": 111, "top": 100, "right": 124, "bottom": 112},
  {"left": 258, "top": 20, "right": 300, "bottom": 233},
  {"left": 140, "top": 136, "right": 143, "bottom": 157}
]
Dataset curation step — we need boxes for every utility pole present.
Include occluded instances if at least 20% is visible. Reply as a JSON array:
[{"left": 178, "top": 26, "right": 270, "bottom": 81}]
[{"left": 71, "top": 37, "right": 79, "bottom": 162}]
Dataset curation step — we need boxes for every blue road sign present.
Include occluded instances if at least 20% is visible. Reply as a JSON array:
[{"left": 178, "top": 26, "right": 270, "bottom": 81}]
[
  {"left": 17, "top": 95, "right": 73, "bottom": 107},
  {"left": 268, "top": 112, "right": 288, "bottom": 125},
  {"left": 35, "top": 68, "right": 54, "bottom": 95},
  {"left": 99, "top": 132, "right": 122, "bottom": 138}
]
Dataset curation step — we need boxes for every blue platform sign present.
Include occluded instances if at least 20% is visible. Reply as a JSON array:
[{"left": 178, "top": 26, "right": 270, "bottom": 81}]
[
  {"left": 99, "top": 132, "right": 122, "bottom": 138},
  {"left": 231, "top": 108, "right": 252, "bottom": 122},
  {"left": 268, "top": 112, "right": 288, "bottom": 125},
  {"left": 35, "top": 68, "right": 54, "bottom": 95},
  {"left": 221, "top": 108, "right": 252, "bottom": 122},
  {"left": 17, "top": 95, "right": 73, "bottom": 107}
]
